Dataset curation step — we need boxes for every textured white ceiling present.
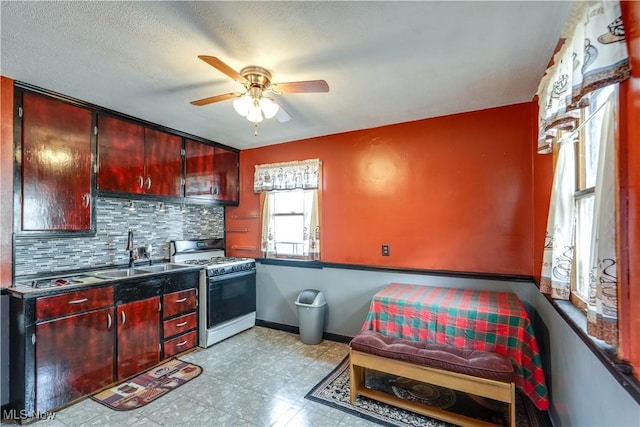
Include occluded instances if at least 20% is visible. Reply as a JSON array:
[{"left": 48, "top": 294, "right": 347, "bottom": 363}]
[{"left": 0, "top": 1, "right": 572, "bottom": 149}]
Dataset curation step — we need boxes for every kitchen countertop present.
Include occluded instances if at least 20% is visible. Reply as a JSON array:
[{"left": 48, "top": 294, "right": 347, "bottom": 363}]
[{"left": 9, "top": 263, "right": 203, "bottom": 298}]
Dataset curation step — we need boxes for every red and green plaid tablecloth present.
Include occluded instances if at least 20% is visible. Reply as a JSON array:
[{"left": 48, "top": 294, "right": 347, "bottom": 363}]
[{"left": 361, "top": 283, "right": 549, "bottom": 410}]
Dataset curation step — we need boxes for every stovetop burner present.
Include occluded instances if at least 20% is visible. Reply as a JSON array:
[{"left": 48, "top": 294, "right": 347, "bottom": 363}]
[{"left": 182, "top": 256, "right": 251, "bottom": 266}]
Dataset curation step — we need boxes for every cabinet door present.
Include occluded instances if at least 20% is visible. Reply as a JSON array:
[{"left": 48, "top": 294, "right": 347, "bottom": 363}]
[
  {"left": 143, "top": 128, "right": 183, "bottom": 196},
  {"left": 117, "top": 297, "right": 160, "bottom": 379},
  {"left": 21, "top": 92, "right": 93, "bottom": 231},
  {"left": 184, "top": 139, "right": 215, "bottom": 199},
  {"left": 97, "top": 114, "right": 145, "bottom": 194},
  {"left": 213, "top": 147, "right": 239, "bottom": 203},
  {"left": 35, "top": 307, "right": 114, "bottom": 413}
]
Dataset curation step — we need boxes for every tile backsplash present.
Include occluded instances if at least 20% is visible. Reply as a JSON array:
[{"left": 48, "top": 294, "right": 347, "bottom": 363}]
[{"left": 14, "top": 197, "right": 224, "bottom": 277}]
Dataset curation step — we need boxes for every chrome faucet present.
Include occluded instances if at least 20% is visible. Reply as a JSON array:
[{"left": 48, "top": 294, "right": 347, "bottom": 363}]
[{"left": 126, "top": 229, "right": 137, "bottom": 267}]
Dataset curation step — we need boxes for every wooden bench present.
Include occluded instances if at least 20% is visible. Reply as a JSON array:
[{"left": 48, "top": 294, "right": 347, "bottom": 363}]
[{"left": 349, "top": 330, "right": 516, "bottom": 427}]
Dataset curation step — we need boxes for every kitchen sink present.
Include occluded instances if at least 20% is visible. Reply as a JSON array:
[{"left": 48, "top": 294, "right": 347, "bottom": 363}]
[
  {"left": 136, "top": 263, "right": 191, "bottom": 273},
  {"left": 91, "top": 268, "right": 149, "bottom": 279}
]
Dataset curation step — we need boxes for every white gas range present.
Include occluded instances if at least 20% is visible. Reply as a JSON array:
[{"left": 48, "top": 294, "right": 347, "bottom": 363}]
[{"left": 170, "top": 239, "right": 256, "bottom": 348}]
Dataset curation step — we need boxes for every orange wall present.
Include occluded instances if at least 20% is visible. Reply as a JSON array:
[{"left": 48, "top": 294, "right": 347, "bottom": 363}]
[
  {"left": 619, "top": 0, "right": 640, "bottom": 377},
  {"left": 1, "top": 76, "right": 14, "bottom": 289},
  {"left": 227, "top": 102, "right": 536, "bottom": 276}
]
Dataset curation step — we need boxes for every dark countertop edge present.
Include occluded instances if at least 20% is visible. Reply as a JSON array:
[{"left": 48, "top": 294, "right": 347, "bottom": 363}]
[
  {"left": 541, "top": 291, "right": 640, "bottom": 405},
  {"left": 256, "top": 258, "right": 533, "bottom": 283},
  {"left": 7, "top": 263, "right": 203, "bottom": 298}
]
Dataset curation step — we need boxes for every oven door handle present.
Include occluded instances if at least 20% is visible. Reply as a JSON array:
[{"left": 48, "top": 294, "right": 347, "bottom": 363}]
[{"left": 209, "top": 269, "right": 256, "bottom": 282}]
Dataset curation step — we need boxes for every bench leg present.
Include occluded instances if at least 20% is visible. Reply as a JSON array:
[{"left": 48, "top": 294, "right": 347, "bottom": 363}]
[
  {"left": 508, "top": 382, "right": 516, "bottom": 427},
  {"left": 349, "top": 362, "right": 365, "bottom": 404}
]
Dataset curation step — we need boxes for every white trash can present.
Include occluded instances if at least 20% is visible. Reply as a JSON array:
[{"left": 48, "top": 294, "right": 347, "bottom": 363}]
[{"left": 295, "top": 289, "right": 326, "bottom": 345}]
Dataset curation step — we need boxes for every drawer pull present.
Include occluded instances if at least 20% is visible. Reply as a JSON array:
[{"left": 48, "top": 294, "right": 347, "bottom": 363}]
[
  {"left": 107, "top": 313, "right": 112, "bottom": 329},
  {"left": 176, "top": 340, "right": 188, "bottom": 347},
  {"left": 68, "top": 298, "right": 88, "bottom": 304},
  {"left": 175, "top": 298, "right": 187, "bottom": 303},
  {"left": 176, "top": 321, "right": 188, "bottom": 327}
]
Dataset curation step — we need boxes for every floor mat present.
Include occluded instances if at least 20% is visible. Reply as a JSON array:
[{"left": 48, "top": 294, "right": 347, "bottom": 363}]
[{"left": 91, "top": 359, "right": 202, "bottom": 411}]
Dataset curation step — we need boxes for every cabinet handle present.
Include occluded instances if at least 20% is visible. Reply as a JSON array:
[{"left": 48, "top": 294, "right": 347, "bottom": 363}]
[
  {"left": 121, "top": 311, "right": 126, "bottom": 325},
  {"left": 176, "top": 321, "right": 188, "bottom": 327},
  {"left": 145, "top": 177, "right": 152, "bottom": 190},
  {"left": 137, "top": 176, "right": 144, "bottom": 188},
  {"left": 176, "top": 340, "right": 187, "bottom": 347},
  {"left": 175, "top": 298, "right": 187, "bottom": 303},
  {"left": 32, "top": 333, "right": 36, "bottom": 345},
  {"left": 82, "top": 193, "right": 91, "bottom": 208},
  {"left": 107, "top": 313, "right": 112, "bottom": 329},
  {"left": 68, "top": 298, "right": 88, "bottom": 304}
]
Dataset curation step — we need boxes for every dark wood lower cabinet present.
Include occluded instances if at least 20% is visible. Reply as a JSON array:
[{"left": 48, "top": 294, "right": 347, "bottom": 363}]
[
  {"left": 35, "top": 307, "right": 115, "bottom": 413},
  {"left": 116, "top": 297, "right": 161, "bottom": 379},
  {"left": 9, "top": 271, "right": 199, "bottom": 419}
]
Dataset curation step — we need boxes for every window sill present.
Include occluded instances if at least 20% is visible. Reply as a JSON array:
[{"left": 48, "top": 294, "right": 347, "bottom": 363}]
[
  {"left": 547, "top": 295, "right": 640, "bottom": 405},
  {"left": 256, "top": 258, "right": 323, "bottom": 269}
]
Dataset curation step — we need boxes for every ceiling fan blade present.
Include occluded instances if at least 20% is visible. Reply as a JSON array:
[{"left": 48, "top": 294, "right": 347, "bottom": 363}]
[
  {"left": 275, "top": 103, "right": 292, "bottom": 123},
  {"left": 190, "top": 92, "right": 241, "bottom": 106},
  {"left": 271, "top": 80, "right": 329, "bottom": 94},
  {"left": 198, "top": 56, "right": 248, "bottom": 85}
]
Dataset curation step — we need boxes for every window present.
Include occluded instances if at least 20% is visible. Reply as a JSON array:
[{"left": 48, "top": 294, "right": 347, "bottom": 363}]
[
  {"left": 570, "top": 85, "right": 617, "bottom": 310},
  {"left": 261, "top": 189, "right": 320, "bottom": 259},
  {"left": 254, "top": 159, "right": 322, "bottom": 260}
]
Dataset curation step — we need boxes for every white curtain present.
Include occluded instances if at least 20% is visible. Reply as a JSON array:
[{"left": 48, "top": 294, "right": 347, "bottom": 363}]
[
  {"left": 540, "top": 139, "right": 576, "bottom": 300},
  {"left": 261, "top": 192, "right": 276, "bottom": 255},
  {"left": 587, "top": 92, "right": 618, "bottom": 346},
  {"left": 537, "top": 0, "right": 630, "bottom": 153}
]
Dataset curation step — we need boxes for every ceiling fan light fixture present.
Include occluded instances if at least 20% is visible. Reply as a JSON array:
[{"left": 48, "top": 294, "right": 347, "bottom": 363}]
[
  {"left": 259, "top": 97, "right": 279, "bottom": 119},
  {"left": 233, "top": 95, "right": 252, "bottom": 116},
  {"left": 246, "top": 102, "right": 264, "bottom": 123}
]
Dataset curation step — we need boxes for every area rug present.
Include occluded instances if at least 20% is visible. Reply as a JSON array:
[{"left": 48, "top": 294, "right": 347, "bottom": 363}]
[
  {"left": 92, "top": 359, "right": 202, "bottom": 411},
  {"left": 305, "top": 356, "right": 551, "bottom": 427}
]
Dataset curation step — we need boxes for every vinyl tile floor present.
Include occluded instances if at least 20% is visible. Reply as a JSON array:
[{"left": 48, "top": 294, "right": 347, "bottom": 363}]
[{"left": 16, "top": 326, "right": 381, "bottom": 427}]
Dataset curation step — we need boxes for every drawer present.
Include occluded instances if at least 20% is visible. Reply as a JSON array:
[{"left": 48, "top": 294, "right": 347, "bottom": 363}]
[
  {"left": 36, "top": 286, "right": 113, "bottom": 320},
  {"left": 163, "top": 289, "right": 197, "bottom": 318},
  {"left": 163, "top": 330, "right": 197, "bottom": 358},
  {"left": 163, "top": 312, "right": 197, "bottom": 338}
]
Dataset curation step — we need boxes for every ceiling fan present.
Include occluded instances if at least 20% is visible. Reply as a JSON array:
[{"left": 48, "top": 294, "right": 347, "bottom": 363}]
[{"left": 190, "top": 56, "right": 329, "bottom": 134}]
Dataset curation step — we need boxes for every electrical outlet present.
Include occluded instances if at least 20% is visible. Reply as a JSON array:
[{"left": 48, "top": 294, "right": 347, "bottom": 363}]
[{"left": 382, "top": 244, "right": 390, "bottom": 256}]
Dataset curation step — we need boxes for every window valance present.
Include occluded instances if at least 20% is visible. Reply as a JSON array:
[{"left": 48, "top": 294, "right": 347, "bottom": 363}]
[
  {"left": 536, "top": 0, "right": 631, "bottom": 154},
  {"left": 254, "top": 159, "right": 321, "bottom": 192}
]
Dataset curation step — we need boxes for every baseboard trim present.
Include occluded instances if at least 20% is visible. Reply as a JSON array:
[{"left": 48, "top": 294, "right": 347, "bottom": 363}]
[{"left": 255, "top": 319, "right": 352, "bottom": 344}]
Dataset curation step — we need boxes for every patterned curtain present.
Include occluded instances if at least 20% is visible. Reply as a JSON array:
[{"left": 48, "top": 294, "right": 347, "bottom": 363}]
[
  {"left": 254, "top": 159, "right": 321, "bottom": 192},
  {"left": 537, "top": 0, "right": 630, "bottom": 154},
  {"left": 540, "top": 139, "right": 576, "bottom": 300},
  {"left": 587, "top": 92, "right": 618, "bottom": 346}
]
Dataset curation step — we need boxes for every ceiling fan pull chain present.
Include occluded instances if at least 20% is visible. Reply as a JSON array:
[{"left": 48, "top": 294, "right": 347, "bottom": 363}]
[{"left": 254, "top": 122, "right": 258, "bottom": 137}]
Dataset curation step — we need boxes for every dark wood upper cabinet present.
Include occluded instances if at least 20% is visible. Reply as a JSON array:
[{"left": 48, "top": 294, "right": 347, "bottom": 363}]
[
  {"left": 144, "top": 128, "right": 183, "bottom": 197},
  {"left": 214, "top": 147, "right": 239, "bottom": 204},
  {"left": 97, "top": 114, "right": 182, "bottom": 197},
  {"left": 19, "top": 91, "right": 94, "bottom": 232},
  {"left": 96, "top": 114, "right": 145, "bottom": 194},
  {"left": 185, "top": 138, "right": 239, "bottom": 204}
]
